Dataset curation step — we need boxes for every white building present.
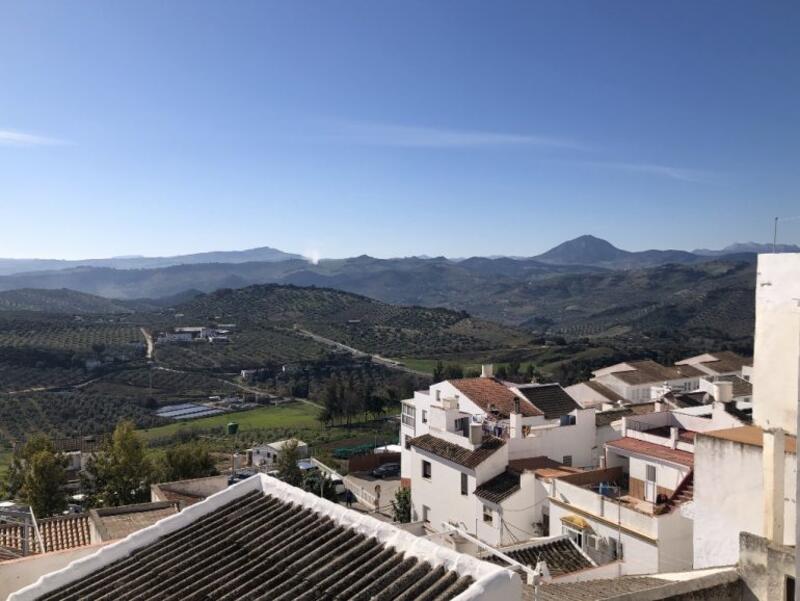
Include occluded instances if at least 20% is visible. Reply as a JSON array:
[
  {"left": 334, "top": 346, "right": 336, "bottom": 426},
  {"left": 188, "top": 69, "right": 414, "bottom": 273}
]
[
  {"left": 401, "top": 369, "right": 596, "bottom": 548},
  {"left": 691, "top": 253, "right": 800, "bottom": 577},
  {"left": 675, "top": 351, "right": 751, "bottom": 378},
  {"left": 547, "top": 400, "right": 745, "bottom": 576},
  {"left": 589, "top": 360, "right": 704, "bottom": 404},
  {"left": 248, "top": 438, "right": 308, "bottom": 468}
]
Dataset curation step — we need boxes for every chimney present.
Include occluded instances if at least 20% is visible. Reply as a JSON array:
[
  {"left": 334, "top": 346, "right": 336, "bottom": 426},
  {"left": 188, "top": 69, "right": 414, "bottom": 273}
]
[
  {"left": 510, "top": 398, "right": 523, "bottom": 439},
  {"left": 669, "top": 426, "right": 679, "bottom": 449},
  {"left": 469, "top": 423, "right": 483, "bottom": 446},
  {"left": 481, "top": 364, "right": 494, "bottom": 379},
  {"left": 763, "top": 428, "right": 785, "bottom": 544},
  {"left": 712, "top": 381, "right": 733, "bottom": 404}
]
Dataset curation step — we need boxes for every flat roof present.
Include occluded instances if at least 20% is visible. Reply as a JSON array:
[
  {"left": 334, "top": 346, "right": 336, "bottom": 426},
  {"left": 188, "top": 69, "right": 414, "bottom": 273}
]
[{"left": 700, "top": 426, "right": 797, "bottom": 454}]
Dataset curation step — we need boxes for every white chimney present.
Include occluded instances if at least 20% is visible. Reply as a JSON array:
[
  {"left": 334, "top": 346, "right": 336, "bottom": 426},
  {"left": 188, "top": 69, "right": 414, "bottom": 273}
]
[
  {"left": 763, "top": 428, "right": 785, "bottom": 544},
  {"left": 712, "top": 381, "right": 733, "bottom": 404},
  {"left": 469, "top": 423, "right": 483, "bottom": 446},
  {"left": 510, "top": 398, "right": 523, "bottom": 439},
  {"left": 481, "top": 364, "right": 494, "bottom": 379}
]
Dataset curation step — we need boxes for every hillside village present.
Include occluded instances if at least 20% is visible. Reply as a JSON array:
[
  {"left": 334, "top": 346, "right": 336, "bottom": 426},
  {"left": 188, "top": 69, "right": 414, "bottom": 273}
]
[{"left": 0, "top": 251, "right": 797, "bottom": 601}]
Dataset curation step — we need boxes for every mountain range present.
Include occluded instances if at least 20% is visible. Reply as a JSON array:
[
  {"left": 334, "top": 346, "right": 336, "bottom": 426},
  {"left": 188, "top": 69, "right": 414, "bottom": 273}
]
[
  {"left": 0, "top": 235, "right": 784, "bottom": 343},
  {"left": 0, "top": 246, "right": 302, "bottom": 276},
  {"left": 1, "top": 235, "right": 792, "bottom": 278}
]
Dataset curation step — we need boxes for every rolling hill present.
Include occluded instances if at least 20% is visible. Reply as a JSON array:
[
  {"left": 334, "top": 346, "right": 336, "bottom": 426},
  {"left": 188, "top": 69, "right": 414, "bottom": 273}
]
[{"left": 0, "top": 288, "right": 135, "bottom": 313}]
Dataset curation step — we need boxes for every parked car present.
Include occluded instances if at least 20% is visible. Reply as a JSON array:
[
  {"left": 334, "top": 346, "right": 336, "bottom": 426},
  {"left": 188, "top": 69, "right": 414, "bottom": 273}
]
[
  {"left": 330, "top": 478, "right": 346, "bottom": 495},
  {"left": 371, "top": 463, "right": 400, "bottom": 479}
]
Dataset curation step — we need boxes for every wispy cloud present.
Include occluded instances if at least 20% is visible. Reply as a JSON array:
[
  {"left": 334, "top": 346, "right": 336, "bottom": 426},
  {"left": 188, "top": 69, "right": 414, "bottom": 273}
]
[
  {"left": 0, "top": 129, "right": 67, "bottom": 147},
  {"left": 329, "top": 120, "right": 586, "bottom": 151},
  {"left": 581, "top": 160, "right": 716, "bottom": 184}
]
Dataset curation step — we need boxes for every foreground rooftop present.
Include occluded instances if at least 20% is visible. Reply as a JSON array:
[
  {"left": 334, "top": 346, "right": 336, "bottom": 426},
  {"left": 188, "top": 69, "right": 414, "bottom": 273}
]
[{"left": 11, "top": 475, "right": 519, "bottom": 601}]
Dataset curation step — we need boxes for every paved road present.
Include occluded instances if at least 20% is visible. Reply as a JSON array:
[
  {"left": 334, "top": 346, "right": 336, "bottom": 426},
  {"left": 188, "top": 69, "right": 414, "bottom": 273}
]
[{"left": 294, "top": 327, "right": 430, "bottom": 378}]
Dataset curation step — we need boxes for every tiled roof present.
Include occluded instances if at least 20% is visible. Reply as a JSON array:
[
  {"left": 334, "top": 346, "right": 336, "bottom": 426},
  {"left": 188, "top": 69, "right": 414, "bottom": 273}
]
[
  {"left": 585, "top": 381, "right": 627, "bottom": 402},
  {"left": 535, "top": 576, "right": 670, "bottom": 601},
  {"left": 27, "top": 479, "right": 502, "bottom": 601},
  {"left": 608, "top": 361, "right": 701, "bottom": 385},
  {"left": 697, "top": 351, "right": 751, "bottom": 375},
  {"left": 0, "top": 513, "right": 91, "bottom": 557},
  {"left": 449, "top": 377, "right": 542, "bottom": 418},
  {"left": 410, "top": 433, "right": 506, "bottom": 469},
  {"left": 595, "top": 403, "right": 655, "bottom": 427},
  {"left": 717, "top": 374, "right": 753, "bottom": 397},
  {"left": 496, "top": 537, "right": 594, "bottom": 577},
  {"left": 605, "top": 437, "right": 694, "bottom": 467},
  {"left": 475, "top": 470, "right": 520, "bottom": 503},
  {"left": 610, "top": 360, "right": 704, "bottom": 385},
  {"left": 516, "top": 384, "right": 580, "bottom": 420}
]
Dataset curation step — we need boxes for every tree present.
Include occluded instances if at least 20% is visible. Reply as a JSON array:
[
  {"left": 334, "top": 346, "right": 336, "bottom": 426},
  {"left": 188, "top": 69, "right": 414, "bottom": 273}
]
[
  {"left": 432, "top": 360, "right": 444, "bottom": 383},
  {"left": 524, "top": 363, "right": 536, "bottom": 382},
  {"left": 3, "top": 435, "right": 54, "bottom": 500},
  {"left": 391, "top": 486, "right": 412, "bottom": 523},
  {"left": 22, "top": 450, "right": 68, "bottom": 517},
  {"left": 3, "top": 435, "right": 68, "bottom": 517},
  {"left": 275, "top": 439, "right": 303, "bottom": 487},
  {"left": 159, "top": 442, "right": 217, "bottom": 482},
  {"left": 83, "top": 421, "right": 153, "bottom": 507},
  {"left": 302, "top": 471, "right": 338, "bottom": 501},
  {"left": 442, "top": 364, "right": 464, "bottom": 380}
]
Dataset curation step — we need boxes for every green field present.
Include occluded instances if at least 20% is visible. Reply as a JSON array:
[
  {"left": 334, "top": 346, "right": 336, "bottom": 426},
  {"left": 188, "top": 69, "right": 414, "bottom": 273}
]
[{"left": 139, "top": 402, "right": 321, "bottom": 440}]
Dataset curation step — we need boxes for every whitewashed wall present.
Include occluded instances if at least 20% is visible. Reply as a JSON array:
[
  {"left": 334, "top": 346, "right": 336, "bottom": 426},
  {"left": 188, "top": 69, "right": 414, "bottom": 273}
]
[{"left": 693, "top": 434, "right": 796, "bottom": 569}]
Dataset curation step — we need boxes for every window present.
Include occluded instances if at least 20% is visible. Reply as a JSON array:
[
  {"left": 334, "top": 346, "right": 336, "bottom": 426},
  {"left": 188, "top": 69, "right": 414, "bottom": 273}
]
[
  {"left": 422, "top": 505, "right": 430, "bottom": 524},
  {"left": 559, "top": 414, "right": 576, "bottom": 426},
  {"left": 422, "top": 410, "right": 428, "bottom": 424},
  {"left": 646, "top": 464, "right": 656, "bottom": 482},
  {"left": 460, "top": 473, "right": 468, "bottom": 495},
  {"left": 787, "top": 577, "right": 795, "bottom": 601},
  {"left": 482, "top": 505, "right": 493, "bottom": 524},
  {"left": 562, "top": 455, "right": 573, "bottom": 467},
  {"left": 401, "top": 403, "right": 416, "bottom": 430},
  {"left": 422, "top": 460, "right": 431, "bottom": 480}
]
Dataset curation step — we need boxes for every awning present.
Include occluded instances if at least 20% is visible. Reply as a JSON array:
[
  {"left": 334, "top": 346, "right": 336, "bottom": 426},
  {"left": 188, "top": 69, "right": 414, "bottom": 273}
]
[{"left": 561, "top": 515, "right": 590, "bottom": 530}]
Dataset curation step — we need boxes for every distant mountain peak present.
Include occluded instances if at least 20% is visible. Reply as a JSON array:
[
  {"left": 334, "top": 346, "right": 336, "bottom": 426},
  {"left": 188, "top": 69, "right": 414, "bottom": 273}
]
[{"left": 536, "top": 235, "right": 628, "bottom": 264}]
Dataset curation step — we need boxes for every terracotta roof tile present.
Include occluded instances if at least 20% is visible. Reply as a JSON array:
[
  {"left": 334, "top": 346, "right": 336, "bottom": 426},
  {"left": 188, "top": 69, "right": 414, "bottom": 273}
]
[
  {"left": 605, "top": 437, "right": 694, "bottom": 467},
  {"left": 449, "top": 377, "right": 541, "bottom": 417},
  {"left": 0, "top": 513, "right": 91, "bottom": 556}
]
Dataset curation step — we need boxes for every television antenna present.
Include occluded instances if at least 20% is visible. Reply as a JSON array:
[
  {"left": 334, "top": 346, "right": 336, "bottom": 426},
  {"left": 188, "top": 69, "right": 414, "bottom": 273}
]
[{"left": 773, "top": 215, "right": 800, "bottom": 252}]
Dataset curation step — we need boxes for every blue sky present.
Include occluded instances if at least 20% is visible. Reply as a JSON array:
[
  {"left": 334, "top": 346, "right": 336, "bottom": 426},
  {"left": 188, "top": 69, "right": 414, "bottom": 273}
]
[{"left": 1, "top": 1, "right": 798, "bottom": 260}]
